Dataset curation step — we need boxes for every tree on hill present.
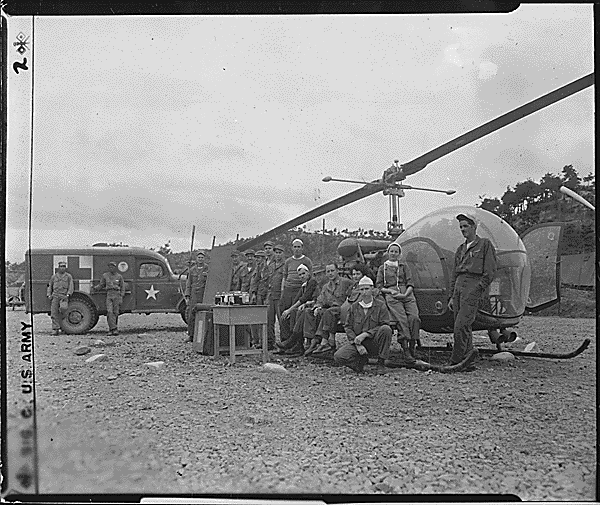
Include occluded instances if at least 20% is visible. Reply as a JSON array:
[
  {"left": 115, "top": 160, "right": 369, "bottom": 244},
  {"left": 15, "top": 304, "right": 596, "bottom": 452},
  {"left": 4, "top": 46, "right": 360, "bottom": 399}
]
[{"left": 477, "top": 164, "right": 595, "bottom": 252}]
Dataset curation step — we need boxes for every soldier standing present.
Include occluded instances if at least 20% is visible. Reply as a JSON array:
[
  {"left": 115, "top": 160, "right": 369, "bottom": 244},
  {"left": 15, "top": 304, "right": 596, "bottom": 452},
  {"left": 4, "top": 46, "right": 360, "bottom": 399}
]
[
  {"left": 267, "top": 244, "right": 286, "bottom": 347},
  {"left": 263, "top": 241, "right": 275, "bottom": 269},
  {"left": 230, "top": 250, "right": 247, "bottom": 291},
  {"left": 47, "top": 260, "right": 74, "bottom": 335},
  {"left": 239, "top": 250, "right": 256, "bottom": 293},
  {"left": 92, "top": 261, "right": 126, "bottom": 336},
  {"left": 185, "top": 251, "right": 209, "bottom": 340},
  {"left": 250, "top": 250, "right": 269, "bottom": 304},
  {"left": 448, "top": 213, "right": 497, "bottom": 365}
]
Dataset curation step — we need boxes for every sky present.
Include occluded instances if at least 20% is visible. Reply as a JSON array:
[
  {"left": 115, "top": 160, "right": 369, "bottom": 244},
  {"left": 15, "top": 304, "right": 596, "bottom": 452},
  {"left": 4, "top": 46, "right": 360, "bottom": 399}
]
[{"left": 5, "top": 5, "right": 594, "bottom": 263}]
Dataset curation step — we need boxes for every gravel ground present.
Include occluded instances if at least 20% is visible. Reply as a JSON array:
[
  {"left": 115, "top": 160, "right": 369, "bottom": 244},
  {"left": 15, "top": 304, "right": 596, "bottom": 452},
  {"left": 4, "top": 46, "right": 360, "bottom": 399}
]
[{"left": 5, "top": 309, "right": 596, "bottom": 499}]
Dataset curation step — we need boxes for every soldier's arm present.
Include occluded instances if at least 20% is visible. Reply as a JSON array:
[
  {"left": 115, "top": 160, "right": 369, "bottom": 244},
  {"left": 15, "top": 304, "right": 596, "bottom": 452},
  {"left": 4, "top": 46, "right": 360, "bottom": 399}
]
[
  {"left": 249, "top": 269, "right": 258, "bottom": 295},
  {"left": 402, "top": 264, "right": 414, "bottom": 297},
  {"left": 96, "top": 273, "right": 107, "bottom": 291},
  {"left": 119, "top": 274, "right": 126, "bottom": 297},
  {"left": 67, "top": 274, "right": 74, "bottom": 296},
  {"left": 305, "top": 257, "right": 313, "bottom": 273},
  {"left": 375, "top": 266, "right": 384, "bottom": 289},
  {"left": 480, "top": 240, "right": 498, "bottom": 290},
  {"left": 47, "top": 275, "right": 54, "bottom": 297},
  {"left": 280, "top": 261, "right": 287, "bottom": 292},
  {"left": 344, "top": 306, "right": 358, "bottom": 343},
  {"left": 184, "top": 272, "right": 192, "bottom": 297},
  {"left": 448, "top": 250, "right": 459, "bottom": 297},
  {"left": 315, "top": 284, "right": 327, "bottom": 309}
]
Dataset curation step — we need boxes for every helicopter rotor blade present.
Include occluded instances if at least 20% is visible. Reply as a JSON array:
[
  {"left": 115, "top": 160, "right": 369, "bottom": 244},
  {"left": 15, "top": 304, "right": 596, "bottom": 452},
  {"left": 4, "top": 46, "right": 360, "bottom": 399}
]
[
  {"left": 237, "top": 73, "right": 593, "bottom": 252},
  {"left": 398, "top": 184, "right": 456, "bottom": 195},
  {"left": 323, "top": 176, "right": 380, "bottom": 185},
  {"left": 395, "top": 73, "right": 594, "bottom": 179},
  {"left": 560, "top": 186, "right": 595, "bottom": 211},
  {"left": 238, "top": 182, "right": 384, "bottom": 251}
]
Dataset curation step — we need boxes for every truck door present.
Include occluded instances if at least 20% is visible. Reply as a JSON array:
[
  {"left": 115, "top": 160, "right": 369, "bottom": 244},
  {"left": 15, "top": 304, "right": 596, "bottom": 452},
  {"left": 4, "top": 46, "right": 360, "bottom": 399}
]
[
  {"left": 521, "top": 222, "right": 565, "bottom": 312},
  {"left": 134, "top": 259, "right": 179, "bottom": 312}
]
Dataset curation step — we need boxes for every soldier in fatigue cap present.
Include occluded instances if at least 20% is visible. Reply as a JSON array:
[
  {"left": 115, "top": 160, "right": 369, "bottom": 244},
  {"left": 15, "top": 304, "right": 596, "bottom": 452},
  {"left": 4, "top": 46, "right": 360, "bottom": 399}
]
[
  {"left": 92, "top": 261, "right": 126, "bottom": 336},
  {"left": 184, "top": 251, "right": 209, "bottom": 341},
  {"left": 230, "top": 250, "right": 247, "bottom": 291},
  {"left": 266, "top": 244, "right": 286, "bottom": 347},
  {"left": 47, "top": 260, "right": 74, "bottom": 335},
  {"left": 447, "top": 213, "right": 497, "bottom": 366}
]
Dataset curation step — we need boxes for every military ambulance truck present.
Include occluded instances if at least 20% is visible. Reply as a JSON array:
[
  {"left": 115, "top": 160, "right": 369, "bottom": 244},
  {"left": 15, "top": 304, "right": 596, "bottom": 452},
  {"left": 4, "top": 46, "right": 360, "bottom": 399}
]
[{"left": 24, "top": 247, "right": 188, "bottom": 334}]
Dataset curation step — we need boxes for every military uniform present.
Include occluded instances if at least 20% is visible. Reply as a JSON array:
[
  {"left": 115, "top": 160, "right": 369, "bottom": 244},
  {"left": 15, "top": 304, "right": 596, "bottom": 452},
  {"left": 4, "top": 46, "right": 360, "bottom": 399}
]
[
  {"left": 303, "top": 276, "right": 353, "bottom": 349},
  {"left": 185, "top": 260, "right": 209, "bottom": 338},
  {"left": 449, "top": 234, "right": 497, "bottom": 364},
  {"left": 249, "top": 253, "right": 269, "bottom": 304},
  {"left": 333, "top": 297, "right": 392, "bottom": 371},
  {"left": 95, "top": 267, "right": 126, "bottom": 335},
  {"left": 239, "top": 262, "right": 256, "bottom": 293},
  {"left": 230, "top": 257, "right": 247, "bottom": 291},
  {"left": 47, "top": 270, "right": 74, "bottom": 333},
  {"left": 267, "top": 250, "right": 285, "bottom": 346}
]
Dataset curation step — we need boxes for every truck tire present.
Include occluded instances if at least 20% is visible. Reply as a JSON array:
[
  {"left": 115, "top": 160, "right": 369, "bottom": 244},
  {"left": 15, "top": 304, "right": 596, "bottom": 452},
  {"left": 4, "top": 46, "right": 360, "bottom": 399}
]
[{"left": 61, "top": 297, "right": 98, "bottom": 334}]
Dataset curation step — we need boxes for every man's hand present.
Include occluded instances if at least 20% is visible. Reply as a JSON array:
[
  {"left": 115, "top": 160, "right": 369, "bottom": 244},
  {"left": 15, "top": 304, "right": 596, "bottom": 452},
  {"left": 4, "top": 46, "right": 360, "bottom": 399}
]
[
  {"left": 47, "top": 295, "right": 52, "bottom": 300},
  {"left": 282, "top": 308, "right": 291, "bottom": 319},
  {"left": 353, "top": 332, "right": 370, "bottom": 346},
  {"left": 356, "top": 344, "right": 368, "bottom": 356},
  {"left": 313, "top": 307, "right": 322, "bottom": 317}
]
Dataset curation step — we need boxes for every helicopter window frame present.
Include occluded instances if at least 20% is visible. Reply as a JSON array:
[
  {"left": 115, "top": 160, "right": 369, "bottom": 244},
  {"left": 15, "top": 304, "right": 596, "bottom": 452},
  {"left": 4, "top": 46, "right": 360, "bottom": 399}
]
[{"left": 399, "top": 236, "right": 451, "bottom": 291}]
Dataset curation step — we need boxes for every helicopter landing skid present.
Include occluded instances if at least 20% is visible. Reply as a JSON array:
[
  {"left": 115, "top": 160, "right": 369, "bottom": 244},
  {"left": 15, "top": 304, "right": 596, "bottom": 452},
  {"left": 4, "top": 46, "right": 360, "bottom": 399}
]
[
  {"left": 415, "top": 338, "right": 591, "bottom": 360},
  {"left": 308, "top": 347, "right": 479, "bottom": 373}
]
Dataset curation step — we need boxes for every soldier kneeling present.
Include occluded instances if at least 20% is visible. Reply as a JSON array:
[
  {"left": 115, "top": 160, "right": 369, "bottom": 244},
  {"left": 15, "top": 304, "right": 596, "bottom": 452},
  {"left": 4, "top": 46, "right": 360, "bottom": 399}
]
[{"left": 333, "top": 276, "right": 392, "bottom": 373}]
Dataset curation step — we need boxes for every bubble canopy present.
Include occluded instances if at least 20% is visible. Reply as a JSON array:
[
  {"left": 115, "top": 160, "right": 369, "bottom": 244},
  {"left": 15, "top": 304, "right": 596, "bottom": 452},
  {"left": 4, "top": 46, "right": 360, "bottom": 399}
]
[
  {"left": 398, "top": 206, "right": 531, "bottom": 318},
  {"left": 398, "top": 205, "right": 526, "bottom": 254}
]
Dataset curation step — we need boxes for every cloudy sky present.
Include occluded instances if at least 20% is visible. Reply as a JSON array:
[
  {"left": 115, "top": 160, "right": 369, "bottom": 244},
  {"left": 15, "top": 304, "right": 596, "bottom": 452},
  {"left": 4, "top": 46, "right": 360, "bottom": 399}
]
[{"left": 6, "top": 5, "right": 594, "bottom": 263}]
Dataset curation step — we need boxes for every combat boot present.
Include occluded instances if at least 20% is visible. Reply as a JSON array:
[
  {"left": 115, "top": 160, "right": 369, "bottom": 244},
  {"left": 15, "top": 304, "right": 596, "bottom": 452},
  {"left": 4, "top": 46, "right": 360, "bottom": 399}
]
[
  {"left": 303, "top": 338, "right": 319, "bottom": 356},
  {"left": 408, "top": 339, "right": 418, "bottom": 360},
  {"left": 400, "top": 340, "right": 416, "bottom": 364}
]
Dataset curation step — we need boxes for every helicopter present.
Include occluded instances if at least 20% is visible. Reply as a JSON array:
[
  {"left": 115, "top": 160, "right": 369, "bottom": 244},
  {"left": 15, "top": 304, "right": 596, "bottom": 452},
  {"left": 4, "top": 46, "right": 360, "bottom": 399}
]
[{"left": 232, "top": 72, "right": 593, "bottom": 365}]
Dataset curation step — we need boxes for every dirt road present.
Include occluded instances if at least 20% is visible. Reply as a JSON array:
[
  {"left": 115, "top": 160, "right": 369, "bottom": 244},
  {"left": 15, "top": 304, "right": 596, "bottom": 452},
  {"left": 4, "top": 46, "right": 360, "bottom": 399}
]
[{"left": 5, "top": 309, "right": 595, "bottom": 499}]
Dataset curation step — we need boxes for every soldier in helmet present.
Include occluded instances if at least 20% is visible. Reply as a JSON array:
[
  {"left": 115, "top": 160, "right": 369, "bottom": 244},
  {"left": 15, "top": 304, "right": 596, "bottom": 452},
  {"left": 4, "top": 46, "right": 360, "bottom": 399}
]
[
  {"left": 185, "top": 251, "right": 209, "bottom": 340},
  {"left": 92, "top": 261, "right": 126, "bottom": 336}
]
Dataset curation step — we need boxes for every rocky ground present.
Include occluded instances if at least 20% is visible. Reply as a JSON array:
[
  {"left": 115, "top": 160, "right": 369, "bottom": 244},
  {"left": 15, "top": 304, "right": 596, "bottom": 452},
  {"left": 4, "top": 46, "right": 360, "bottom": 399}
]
[{"left": 5, "top": 308, "right": 596, "bottom": 500}]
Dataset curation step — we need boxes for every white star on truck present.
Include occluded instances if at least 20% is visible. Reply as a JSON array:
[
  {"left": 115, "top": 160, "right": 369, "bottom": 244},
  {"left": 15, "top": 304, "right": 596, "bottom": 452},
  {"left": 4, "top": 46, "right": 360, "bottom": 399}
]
[{"left": 145, "top": 285, "right": 160, "bottom": 300}]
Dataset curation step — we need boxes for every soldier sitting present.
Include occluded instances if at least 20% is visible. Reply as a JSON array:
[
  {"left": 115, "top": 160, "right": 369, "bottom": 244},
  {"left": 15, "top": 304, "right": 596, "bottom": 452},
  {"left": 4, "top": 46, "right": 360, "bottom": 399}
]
[
  {"left": 275, "top": 264, "right": 319, "bottom": 356},
  {"left": 303, "top": 263, "right": 353, "bottom": 356}
]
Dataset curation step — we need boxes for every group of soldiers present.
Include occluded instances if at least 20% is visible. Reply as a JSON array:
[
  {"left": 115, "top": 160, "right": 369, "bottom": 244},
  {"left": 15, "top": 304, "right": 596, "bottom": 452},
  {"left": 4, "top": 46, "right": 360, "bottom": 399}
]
[
  {"left": 183, "top": 213, "right": 496, "bottom": 373},
  {"left": 47, "top": 213, "right": 496, "bottom": 373}
]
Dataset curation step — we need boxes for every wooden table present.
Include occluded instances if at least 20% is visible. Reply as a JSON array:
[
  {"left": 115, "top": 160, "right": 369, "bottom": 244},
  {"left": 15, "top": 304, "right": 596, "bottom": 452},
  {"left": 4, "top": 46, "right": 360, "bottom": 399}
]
[{"left": 212, "top": 305, "right": 269, "bottom": 364}]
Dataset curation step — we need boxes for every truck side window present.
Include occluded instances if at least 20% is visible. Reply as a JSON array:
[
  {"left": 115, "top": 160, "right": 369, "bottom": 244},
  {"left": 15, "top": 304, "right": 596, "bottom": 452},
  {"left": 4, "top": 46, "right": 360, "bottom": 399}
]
[{"left": 139, "top": 263, "right": 164, "bottom": 278}]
